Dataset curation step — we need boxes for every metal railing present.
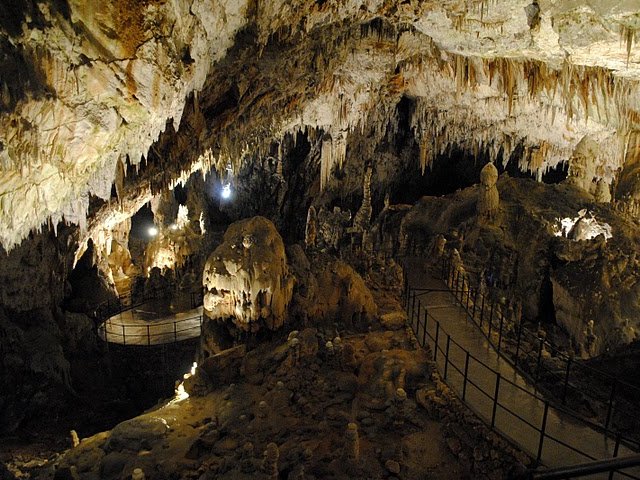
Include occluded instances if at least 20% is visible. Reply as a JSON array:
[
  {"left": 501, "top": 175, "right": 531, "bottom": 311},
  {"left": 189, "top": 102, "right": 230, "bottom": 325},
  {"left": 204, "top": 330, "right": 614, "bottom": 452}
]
[
  {"left": 98, "top": 314, "right": 203, "bottom": 346},
  {"left": 92, "top": 285, "right": 177, "bottom": 322},
  {"left": 533, "top": 455, "right": 640, "bottom": 479},
  {"left": 438, "top": 257, "right": 640, "bottom": 441},
  {"left": 403, "top": 285, "right": 640, "bottom": 479}
]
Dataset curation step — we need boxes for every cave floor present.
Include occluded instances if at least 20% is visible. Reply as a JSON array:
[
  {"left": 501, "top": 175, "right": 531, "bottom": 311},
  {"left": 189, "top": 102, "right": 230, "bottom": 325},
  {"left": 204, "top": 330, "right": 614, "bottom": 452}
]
[
  {"left": 403, "top": 257, "right": 640, "bottom": 478},
  {"left": 56, "top": 283, "right": 479, "bottom": 480}
]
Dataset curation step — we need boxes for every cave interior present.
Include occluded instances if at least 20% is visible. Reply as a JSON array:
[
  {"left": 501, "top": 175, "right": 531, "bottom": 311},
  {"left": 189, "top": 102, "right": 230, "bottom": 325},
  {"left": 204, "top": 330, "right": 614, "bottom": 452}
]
[{"left": 1, "top": 1, "right": 640, "bottom": 479}]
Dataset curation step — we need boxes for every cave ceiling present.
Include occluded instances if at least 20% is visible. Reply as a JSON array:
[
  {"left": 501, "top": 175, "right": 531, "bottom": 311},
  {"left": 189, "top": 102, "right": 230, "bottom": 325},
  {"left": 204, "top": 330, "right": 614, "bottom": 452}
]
[{"left": 1, "top": 0, "right": 640, "bottom": 251}]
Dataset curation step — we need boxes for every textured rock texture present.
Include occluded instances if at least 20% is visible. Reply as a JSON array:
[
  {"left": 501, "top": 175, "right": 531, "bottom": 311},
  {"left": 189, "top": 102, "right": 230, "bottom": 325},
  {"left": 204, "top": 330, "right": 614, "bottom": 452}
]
[
  {"left": 202, "top": 216, "right": 295, "bottom": 332},
  {"left": 56, "top": 271, "right": 529, "bottom": 480},
  {"left": 400, "top": 175, "right": 640, "bottom": 354},
  {"left": 1, "top": 1, "right": 640, "bottom": 252}
]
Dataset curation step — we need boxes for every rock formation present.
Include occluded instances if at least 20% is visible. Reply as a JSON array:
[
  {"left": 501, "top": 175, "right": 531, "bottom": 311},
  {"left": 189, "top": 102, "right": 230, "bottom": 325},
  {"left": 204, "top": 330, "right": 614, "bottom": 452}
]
[
  {"left": 317, "top": 207, "right": 351, "bottom": 252},
  {"left": 566, "top": 135, "right": 600, "bottom": 195},
  {"left": 353, "top": 167, "right": 373, "bottom": 233},
  {"left": 304, "top": 206, "right": 317, "bottom": 250},
  {"left": 477, "top": 162, "right": 500, "bottom": 224},
  {"left": 3, "top": 0, "right": 640, "bottom": 472},
  {"left": 202, "top": 216, "right": 295, "bottom": 332}
]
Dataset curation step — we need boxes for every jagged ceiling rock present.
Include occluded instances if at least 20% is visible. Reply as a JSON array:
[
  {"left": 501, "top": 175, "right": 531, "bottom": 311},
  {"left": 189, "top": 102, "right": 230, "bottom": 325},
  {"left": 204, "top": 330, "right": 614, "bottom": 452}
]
[{"left": 1, "top": 0, "right": 640, "bottom": 250}]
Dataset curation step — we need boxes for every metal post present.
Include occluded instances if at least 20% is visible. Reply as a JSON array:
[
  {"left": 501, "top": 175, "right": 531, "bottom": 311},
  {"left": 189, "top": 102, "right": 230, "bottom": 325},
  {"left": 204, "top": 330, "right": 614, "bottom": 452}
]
[
  {"left": 416, "top": 300, "right": 421, "bottom": 334},
  {"left": 453, "top": 270, "right": 460, "bottom": 299},
  {"left": 515, "top": 323, "right": 523, "bottom": 367},
  {"left": 462, "top": 351, "right": 470, "bottom": 400},
  {"left": 562, "top": 357, "right": 572, "bottom": 405},
  {"left": 122, "top": 324, "right": 126, "bottom": 346},
  {"left": 488, "top": 301, "right": 493, "bottom": 341},
  {"left": 488, "top": 301, "right": 495, "bottom": 337},
  {"left": 491, "top": 373, "right": 501, "bottom": 428},
  {"left": 405, "top": 286, "right": 410, "bottom": 311},
  {"left": 444, "top": 335, "right": 451, "bottom": 379},
  {"left": 480, "top": 294, "right": 485, "bottom": 327},
  {"left": 147, "top": 325, "right": 151, "bottom": 346},
  {"left": 605, "top": 381, "right": 617, "bottom": 431},
  {"left": 609, "top": 434, "right": 622, "bottom": 480},
  {"left": 434, "top": 321, "right": 440, "bottom": 362},
  {"left": 498, "top": 313, "right": 504, "bottom": 353},
  {"left": 465, "top": 286, "right": 471, "bottom": 311},
  {"left": 411, "top": 292, "right": 416, "bottom": 320},
  {"left": 422, "top": 309, "right": 428, "bottom": 347},
  {"left": 537, "top": 402, "right": 550, "bottom": 466},
  {"left": 472, "top": 289, "right": 478, "bottom": 320},
  {"left": 535, "top": 337, "right": 544, "bottom": 387}
]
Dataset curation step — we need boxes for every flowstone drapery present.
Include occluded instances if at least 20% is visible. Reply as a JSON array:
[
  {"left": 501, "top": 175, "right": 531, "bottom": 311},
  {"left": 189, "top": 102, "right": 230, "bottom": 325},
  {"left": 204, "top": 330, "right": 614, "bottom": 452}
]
[{"left": 202, "top": 216, "right": 295, "bottom": 332}]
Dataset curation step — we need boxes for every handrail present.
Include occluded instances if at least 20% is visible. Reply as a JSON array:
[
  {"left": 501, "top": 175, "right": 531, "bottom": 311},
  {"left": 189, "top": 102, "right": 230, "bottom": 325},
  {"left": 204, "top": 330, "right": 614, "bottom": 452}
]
[
  {"left": 403, "top": 279, "right": 640, "bottom": 479},
  {"left": 439, "top": 257, "right": 640, "bottom": 438},
  {"left": 92, "top": 284, "right": 204, "bottom": 323},
  {"left": 99, "top": 314, "right": 203, "bottom": 346},
  {"left": 533, "top": 455, "right": 640, "bottom": 479}
]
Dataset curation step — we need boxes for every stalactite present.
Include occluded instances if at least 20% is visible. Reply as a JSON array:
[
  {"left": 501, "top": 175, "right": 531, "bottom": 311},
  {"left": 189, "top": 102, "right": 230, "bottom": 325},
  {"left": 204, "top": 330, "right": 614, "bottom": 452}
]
[
  {"left": 620, "top": 24, "right": 637, "bottom": 67},
  {"left": 320, "top": 134, "right": 333, "bottom": 190}
]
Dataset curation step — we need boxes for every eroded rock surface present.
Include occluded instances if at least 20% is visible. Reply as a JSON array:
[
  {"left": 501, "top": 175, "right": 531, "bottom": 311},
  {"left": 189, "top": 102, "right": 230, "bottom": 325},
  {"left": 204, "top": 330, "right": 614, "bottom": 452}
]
[{"left": 202, "top": 216, "right": 295, "bottom": 332}]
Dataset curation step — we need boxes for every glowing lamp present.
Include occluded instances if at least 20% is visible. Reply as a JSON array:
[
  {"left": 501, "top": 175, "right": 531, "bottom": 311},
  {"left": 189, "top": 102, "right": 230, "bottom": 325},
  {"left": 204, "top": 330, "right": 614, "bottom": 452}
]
[
  {"left": 221, "top": 183, "right": 232, "bottom": 199},
  {"left": 148, "top": 226, "right": 159, "bottom": 237}
]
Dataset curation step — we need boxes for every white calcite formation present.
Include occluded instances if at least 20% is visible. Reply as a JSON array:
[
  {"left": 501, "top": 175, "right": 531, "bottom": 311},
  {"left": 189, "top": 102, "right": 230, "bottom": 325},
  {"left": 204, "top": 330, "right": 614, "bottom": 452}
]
[
  {"left": 202, "top": 216, "right": 295, "bottom": 331},
  {"left": 1, "top": 1, "right": 640, "bottom": 251}
]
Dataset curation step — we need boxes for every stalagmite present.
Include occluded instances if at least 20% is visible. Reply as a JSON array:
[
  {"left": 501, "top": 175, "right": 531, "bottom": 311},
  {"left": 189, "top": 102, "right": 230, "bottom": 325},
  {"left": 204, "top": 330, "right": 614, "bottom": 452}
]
[
  {"left": 70, "top": 430, "right": 80, "bottom": 448},
  {"left": 131, "top": 469, "right": 145, "bottom": 480},
  {"left": 262, "top": 443, "right": 280, "bottom": 479},
  {"left": 353, "top": 166, "right": 373, "bottom": 233},
  {"left": 345, "top": 423, "right": 360, "bottom": 461},
  {"left": 594, "top": 179, "right": 612, "bottom": 203},
  {"left": 305, "top": 206, "right": 318, "bottom": 250},
  {"left": 477, "top": 162, "right": 500, "bottom": 224},
  {"left": 202, "top": 217, "right": 295, "bottom": 332},
  {"left": 566, "top": 136, "right": 599, "bottom": 195}
]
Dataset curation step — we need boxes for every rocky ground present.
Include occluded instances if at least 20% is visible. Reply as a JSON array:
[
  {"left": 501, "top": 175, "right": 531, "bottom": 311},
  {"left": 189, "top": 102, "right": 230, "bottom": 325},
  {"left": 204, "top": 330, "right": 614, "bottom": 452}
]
[{"left": 10, "top": 260, "right": 530, "bottom": 480}]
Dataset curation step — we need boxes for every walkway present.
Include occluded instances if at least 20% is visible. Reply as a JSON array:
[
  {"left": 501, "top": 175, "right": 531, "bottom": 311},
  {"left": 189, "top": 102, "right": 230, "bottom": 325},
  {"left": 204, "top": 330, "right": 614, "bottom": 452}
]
[
  {"left": 98, "top": 292, "right": 203, "bottom": 346},
  {"left": 404, "top": 259, "right": 640, "bottom": 479}
]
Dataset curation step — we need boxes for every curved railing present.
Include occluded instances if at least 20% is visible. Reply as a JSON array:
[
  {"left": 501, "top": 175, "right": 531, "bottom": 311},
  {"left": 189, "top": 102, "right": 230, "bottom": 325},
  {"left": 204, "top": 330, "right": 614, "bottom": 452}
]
[
  {"left": 98, "top": 314, "right": 203, "bottom": 346},
  {"left": 437, "top": 257, "right": 640, "bottom": 442},
  {"left": 404, "top": 281, "right": 640, "bottom": 478}
]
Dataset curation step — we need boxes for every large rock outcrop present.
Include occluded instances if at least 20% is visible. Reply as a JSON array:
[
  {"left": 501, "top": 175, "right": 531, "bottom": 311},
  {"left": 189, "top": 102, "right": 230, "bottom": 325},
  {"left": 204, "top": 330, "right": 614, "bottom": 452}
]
[
  {"left": 399, "top": 175, "right": 640, "bottom": 355},
  {"left": 202, "top": 216, "right": 295, "bottom": 332}
]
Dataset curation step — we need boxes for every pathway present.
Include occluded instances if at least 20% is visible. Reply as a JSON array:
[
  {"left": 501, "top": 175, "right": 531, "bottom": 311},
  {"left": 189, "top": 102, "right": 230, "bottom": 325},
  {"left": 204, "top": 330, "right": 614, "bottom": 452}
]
[
  {"left": 99, "top": 291, "right": 203, "bottom": 346},
  {"left": 404, "top": 259, "right": 640, "bottom": 479}
]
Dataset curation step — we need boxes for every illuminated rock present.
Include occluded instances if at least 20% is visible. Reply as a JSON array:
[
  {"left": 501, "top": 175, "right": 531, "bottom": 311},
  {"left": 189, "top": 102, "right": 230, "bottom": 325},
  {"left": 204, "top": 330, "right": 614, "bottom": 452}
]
[
  {"left": 566, "top": 135, "right": 599, "bottom": 194},
  {"left": 477, "top": 162, "right": 500, "bottom": 224},
  {"left": 202, "top": 216, "right": 294, "bottom": 332}
]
